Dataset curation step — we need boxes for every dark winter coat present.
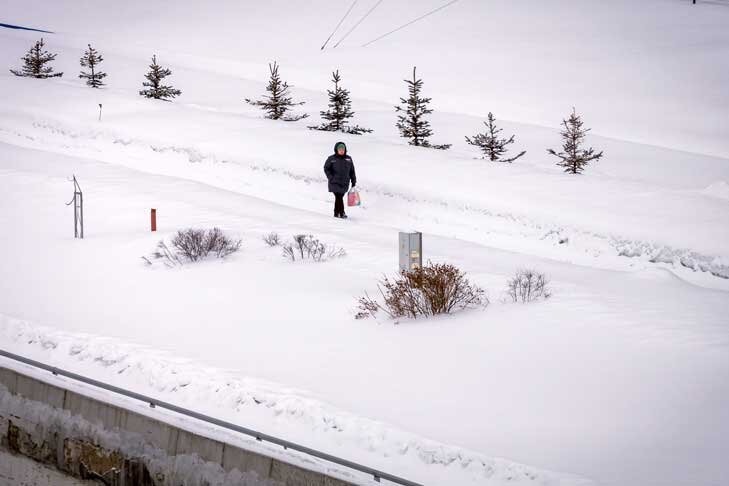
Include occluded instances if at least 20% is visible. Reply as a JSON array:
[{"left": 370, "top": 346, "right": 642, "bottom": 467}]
[{"left": 324, "top": 142, "right": 356, "bottom": 194}]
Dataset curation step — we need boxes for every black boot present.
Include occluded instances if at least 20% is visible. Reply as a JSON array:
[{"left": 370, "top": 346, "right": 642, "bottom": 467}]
[{"left": 334, "top": 193, "right": 345, "bottom": 218}]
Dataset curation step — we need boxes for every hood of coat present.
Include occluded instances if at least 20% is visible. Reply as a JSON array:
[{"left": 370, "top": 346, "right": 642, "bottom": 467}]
[{"left": 333, "top": 141, "right": 347, "bottom": 156}]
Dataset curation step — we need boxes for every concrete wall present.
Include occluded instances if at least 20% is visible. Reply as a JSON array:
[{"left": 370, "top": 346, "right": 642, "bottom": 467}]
[
  {"left": 0, "top": 366, "right": 359, "bottom": 486},
  {"left": 0, "top": 449, "right": 96, "bottom": 486}
]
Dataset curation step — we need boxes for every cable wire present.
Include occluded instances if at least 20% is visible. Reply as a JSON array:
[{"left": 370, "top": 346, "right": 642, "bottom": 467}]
[
  {"left": 333, "top": 0, "right": 386, "bottom": 48},
  {"left": 321, "top": 0, "right": 359, "bottom": 50},
  {"left": 362, "top": 0, "right": 460, "bottom": 47}
]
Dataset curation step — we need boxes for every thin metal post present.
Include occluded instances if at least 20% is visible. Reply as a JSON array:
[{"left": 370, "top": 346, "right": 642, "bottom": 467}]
[
  {"left": 79, "top": 191, "right": 84, "bottom": 239},
  {"left": 73, "top": 193, "right": 78, "bottom": 238}
]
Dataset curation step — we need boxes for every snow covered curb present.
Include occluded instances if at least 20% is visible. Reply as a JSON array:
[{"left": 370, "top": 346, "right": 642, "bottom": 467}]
[{"left": 0, "top": 314, "right": 595, "bottom": 486}]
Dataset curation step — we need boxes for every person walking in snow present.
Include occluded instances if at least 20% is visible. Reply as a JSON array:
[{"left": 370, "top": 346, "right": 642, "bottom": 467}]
[{"left": 324, "top": 141, "right": 356, "bottom": 219}]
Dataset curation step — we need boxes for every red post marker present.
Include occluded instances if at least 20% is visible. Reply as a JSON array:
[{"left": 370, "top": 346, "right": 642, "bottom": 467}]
[{"left": 151, "top": 208, "right": 157, "bottom": 232}]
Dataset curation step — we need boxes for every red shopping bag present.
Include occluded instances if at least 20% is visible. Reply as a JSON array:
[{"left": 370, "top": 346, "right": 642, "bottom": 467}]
[{"left": 347, "top": 188, "right": 361, "bottom": 207}]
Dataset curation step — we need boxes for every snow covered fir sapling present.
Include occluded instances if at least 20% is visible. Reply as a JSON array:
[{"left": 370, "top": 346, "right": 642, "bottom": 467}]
[
  {"left": 309, "top": 70, "right": 372, "bottom": 134},
  {"left": 466, "top": 112, "right": 526, "bottom": 163},
  {"left": 395, "top": 67, "right": 451, "bottom": 150},
  {"left": 139, "top": 54, "right": 181, "bottom": 100},
  {"left": 9, "top": 38, "right": 63, "bottom": 78},
  {"left": 548, "top": 108, "right": 604, "bottom": 174},
  {"left": 246, "top": 61, "right": 308, "bottom": 121},
  {"left": 79, "top": 43, "right": 106, "bottom": 88}
]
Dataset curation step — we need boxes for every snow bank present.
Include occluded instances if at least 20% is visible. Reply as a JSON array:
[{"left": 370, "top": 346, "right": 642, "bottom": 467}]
[{"left": 0, "top": 315, "right": 594, "bottom": 486}]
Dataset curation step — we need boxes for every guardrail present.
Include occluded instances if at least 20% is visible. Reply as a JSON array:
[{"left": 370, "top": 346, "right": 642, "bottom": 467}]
[{"left": 0, "top": 349, "right": 424, "bottom": 486}]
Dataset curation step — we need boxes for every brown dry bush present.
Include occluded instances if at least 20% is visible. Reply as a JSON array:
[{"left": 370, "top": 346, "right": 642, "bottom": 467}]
[{"left": 356, "top": 263, "right": 487, "bottom": 320}]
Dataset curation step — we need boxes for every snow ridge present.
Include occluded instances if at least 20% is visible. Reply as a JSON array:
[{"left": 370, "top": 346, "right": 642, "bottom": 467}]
[{"left": 0, "top": 314, "right": 594, "bottom": 486}]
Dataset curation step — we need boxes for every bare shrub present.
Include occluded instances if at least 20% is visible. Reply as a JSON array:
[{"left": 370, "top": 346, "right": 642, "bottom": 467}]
[
  {"left": 356, "top": 263, "right": 487, "bottom": 320},
  {"left": 506, "top": 269, "right": 550, "bottom": 303},
  {"left": 281, "top": 243, "right": 296, "bottom": 261},
  {"left": 354, "top": 298, "right": 380, "bottom": 320},
  {"left": 327, "top": 247, "right": 346, "bottom": 260},
  {"left": 263, "top": 232, "right": 281, "bottom": 247},
  {"left": 172, "top": 228, "right": 241, "bottom": 261},
  {"left": 143, "top": 241, "right": 183, "bottom": 267},
  {"left": 281, "top": 234, "right": 345, "bottom": 262},
  {"left": 144, "top": 228, "right": 241, "bottom": 266}
]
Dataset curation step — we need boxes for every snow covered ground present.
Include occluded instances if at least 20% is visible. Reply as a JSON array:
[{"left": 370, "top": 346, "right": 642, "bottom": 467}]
[{"left": 1, "top": 1, "right": 728, "bottom": 485}]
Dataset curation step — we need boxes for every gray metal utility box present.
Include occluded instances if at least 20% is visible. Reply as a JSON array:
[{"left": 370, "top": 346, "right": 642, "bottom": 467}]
[{"left": 399, "top": 231, "right": 422, "bottom": 272}]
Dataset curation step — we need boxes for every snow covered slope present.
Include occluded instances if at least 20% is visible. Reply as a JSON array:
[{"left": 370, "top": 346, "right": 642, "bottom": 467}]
[
  {"left": 4, "top": 0, "right": 729, "bottom": 158},
  {"left": 1, "top": 1, "right": 728, "bottom": 486}
]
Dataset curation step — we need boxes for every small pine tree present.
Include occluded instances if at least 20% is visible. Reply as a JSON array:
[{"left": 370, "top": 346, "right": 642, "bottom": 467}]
[
  {"left": 465, "top": 112, "right": 526, "bottom": 163},
  {"left": 79, "top": 44, "right": 107, "bottom": 88},
  {"left": 395, "top": 67, "right": 450, "bottom": 150},
  {"left": 9, "top": 38, "right": 63, "bottom": 79},
  {"left": 139, "top": 55, "right": 181, "bottom": 100},
  {"left": 309, "top": 70, "right": 372, "bottom": 135},
  {"left": 245, "top": 62, "right": 308, "bottom": 122},
  {"left": 547, "top": 108, "right": 603, "bottom": 174}
]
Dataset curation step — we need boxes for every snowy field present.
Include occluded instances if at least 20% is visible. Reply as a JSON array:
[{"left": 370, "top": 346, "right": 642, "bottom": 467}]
[{"left": 1, "top": 1, "right": 729, "bottom": 485}]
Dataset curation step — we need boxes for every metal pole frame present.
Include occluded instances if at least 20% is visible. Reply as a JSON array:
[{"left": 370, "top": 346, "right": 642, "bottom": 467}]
[{"left": 66, "top": 175, "right": 84, "bottom": 239}]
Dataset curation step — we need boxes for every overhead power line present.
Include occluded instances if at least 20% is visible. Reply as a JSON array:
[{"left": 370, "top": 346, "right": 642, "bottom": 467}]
[
  {"left": 362, "top": 0, "right": 461, "bottom": 47},
  {"left": 333, "top": 0, "right": 386, "bottom": 48},
  {"left": 321, "top": 0, "right": 359, "bottom": 50}
]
